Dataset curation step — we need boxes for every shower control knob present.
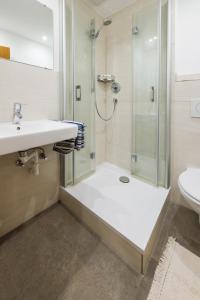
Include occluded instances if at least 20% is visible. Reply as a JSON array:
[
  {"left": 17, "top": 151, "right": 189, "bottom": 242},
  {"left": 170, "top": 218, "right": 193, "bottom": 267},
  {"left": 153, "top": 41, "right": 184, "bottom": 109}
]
[{"left": 111, "top": 82, "right": 121, "bottom": 94}]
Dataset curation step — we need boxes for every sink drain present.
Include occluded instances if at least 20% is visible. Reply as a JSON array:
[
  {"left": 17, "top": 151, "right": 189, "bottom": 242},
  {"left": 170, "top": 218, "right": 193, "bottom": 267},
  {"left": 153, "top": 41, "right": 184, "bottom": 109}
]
[{"left": 119, "top": 176, "right": 130, "bottom": 183}]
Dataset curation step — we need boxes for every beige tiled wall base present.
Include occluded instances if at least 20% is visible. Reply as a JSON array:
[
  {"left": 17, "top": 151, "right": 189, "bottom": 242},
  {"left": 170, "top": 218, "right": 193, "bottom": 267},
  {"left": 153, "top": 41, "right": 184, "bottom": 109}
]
[
  {"left": 143, "top": 196, "right": 170, "bottom": 272},
  {"left": 60, "top": 188, "right": 169, "bottom": 274},
  {"left": 0, "top": 146, "right": 60, "bottom": 238},
  {"left": 0, "top": 57, "right": 60, "bottom": 237}
]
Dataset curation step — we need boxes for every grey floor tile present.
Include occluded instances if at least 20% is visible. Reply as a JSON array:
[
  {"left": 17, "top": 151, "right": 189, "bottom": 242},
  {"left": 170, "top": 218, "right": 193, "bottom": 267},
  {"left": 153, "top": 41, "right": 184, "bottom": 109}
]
[{"left": 0, "top": 202, "right": 199, "bottom": 300}]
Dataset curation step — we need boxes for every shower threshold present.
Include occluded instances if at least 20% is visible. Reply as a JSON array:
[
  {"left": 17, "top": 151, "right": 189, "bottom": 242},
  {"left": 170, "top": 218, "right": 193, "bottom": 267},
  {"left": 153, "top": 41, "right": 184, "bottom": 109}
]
[{"left": 60, "top": 162, "right": 170, "bottom": 273}]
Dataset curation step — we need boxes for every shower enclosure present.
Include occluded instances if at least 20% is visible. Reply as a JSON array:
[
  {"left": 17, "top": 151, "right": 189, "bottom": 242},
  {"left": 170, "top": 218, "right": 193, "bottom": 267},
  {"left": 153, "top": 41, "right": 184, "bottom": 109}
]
[
  {"left": 61, "top": 0, "right": 171, "bottom": 188},
  {"left": 62, "top": 0, "right": 96, "bottom": 185},
  {"left": 132, "top": 0, "right": 170, "bottom": 187}
]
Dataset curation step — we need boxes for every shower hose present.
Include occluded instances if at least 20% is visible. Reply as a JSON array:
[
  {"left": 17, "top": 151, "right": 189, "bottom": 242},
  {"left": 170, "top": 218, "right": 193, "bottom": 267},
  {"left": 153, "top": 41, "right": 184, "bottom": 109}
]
[{"left": 95, "top": 98, "right": 118, "bottom": 122}]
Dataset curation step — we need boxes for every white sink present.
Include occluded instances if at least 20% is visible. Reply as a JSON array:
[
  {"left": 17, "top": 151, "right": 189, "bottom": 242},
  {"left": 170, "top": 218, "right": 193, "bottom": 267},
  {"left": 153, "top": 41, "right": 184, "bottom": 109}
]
[{"left": 0, "top": 120, "right": 78, "bottom": 156}]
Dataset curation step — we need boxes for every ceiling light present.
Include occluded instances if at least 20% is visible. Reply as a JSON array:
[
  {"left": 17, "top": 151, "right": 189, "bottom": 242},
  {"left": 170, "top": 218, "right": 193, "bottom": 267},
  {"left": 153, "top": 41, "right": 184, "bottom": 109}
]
[{"left": 42, "top": 36, "right": 47, "bottom": 41}]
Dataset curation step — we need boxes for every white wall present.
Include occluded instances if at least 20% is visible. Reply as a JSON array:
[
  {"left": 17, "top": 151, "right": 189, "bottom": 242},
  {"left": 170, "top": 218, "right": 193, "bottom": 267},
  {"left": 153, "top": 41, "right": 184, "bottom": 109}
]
[
  {"left": 0, "top": 58, "right": 60, "bottom": 122},
  {"left": 0, "top": 29, "right": 53, "bottom": 69},
  {"left": 169, "top": 0, "right": 200, "bottom": 208},
  {"left": 175, "top": 0, "right": 200, "bottom": 77}
]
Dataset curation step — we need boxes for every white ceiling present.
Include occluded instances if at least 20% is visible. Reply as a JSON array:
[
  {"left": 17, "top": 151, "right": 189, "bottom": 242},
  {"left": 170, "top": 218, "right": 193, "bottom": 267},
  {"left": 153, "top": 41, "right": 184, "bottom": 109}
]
[
  {"left": 87, "top": 0, "right": 137, "bottom": 17},
  {"left": 0, "top": 0, "right": 53, "bottom": 47}
]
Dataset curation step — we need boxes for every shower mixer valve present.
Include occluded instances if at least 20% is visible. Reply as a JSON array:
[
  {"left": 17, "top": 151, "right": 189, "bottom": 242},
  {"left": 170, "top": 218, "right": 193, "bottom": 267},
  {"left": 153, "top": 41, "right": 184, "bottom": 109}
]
[
  {"left": 96, "top": 73, "right": 121, "bottom": 121},
  {"left": 111, "top": 82, "right": 121, "bottom": 94}
]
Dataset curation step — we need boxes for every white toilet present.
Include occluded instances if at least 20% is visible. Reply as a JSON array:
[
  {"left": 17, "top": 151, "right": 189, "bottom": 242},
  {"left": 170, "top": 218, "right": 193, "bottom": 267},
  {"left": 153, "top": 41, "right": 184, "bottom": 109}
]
[{"left": 178, "top": 168, "right": 200, "bottom": 222}]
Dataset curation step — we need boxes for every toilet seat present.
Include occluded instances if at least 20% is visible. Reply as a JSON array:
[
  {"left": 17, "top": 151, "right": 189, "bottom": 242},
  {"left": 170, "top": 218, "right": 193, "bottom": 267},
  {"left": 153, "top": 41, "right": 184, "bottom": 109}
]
[{"left": 178, "top": 168, "right": 200, "bottom": 204}]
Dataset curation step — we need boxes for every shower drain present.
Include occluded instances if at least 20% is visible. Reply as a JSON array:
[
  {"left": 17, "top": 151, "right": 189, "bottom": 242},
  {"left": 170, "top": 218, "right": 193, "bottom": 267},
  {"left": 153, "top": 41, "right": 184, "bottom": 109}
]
[{"left": 119, "top": 176, "right": 130, "bottom": 183}]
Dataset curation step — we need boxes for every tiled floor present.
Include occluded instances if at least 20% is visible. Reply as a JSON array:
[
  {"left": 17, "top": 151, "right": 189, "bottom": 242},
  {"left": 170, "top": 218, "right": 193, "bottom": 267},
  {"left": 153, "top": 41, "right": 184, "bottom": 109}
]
[{"left": 0, "top": 202, "right": 199, "bottom": 300}]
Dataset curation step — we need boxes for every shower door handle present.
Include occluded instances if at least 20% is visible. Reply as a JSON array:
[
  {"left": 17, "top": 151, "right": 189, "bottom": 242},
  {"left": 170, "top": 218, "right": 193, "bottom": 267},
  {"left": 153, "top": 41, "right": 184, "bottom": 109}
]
[
  {"left": 76, "top": 85, "right": 81, "bottom": 101},
  {"left": 151, "top": 86, "right": 155, "bottom": 102}
]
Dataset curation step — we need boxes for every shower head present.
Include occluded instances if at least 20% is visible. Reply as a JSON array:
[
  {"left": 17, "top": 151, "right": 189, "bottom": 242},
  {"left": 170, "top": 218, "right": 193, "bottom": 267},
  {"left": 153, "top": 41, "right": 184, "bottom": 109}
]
[{"left": 95, "top": 17, "right": 112, "bottom": 39}]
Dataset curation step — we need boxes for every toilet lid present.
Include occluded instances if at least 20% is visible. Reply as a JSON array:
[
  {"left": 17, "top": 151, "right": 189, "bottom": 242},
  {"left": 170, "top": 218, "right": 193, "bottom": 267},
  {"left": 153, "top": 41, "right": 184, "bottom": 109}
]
[{"left": 179, "top": 168, "right": 200, "bottom": 202}]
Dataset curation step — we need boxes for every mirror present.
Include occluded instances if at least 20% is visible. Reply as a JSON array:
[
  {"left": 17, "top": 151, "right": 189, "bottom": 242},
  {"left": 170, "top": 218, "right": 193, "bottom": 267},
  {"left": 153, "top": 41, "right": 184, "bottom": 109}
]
[{"left": 0, "top": 0, "right": 53, "bottom": 69}]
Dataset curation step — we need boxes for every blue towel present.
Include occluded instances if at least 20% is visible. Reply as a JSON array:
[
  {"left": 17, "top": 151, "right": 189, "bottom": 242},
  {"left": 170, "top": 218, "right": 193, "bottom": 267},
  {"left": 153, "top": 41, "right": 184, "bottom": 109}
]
[
  {"left": 63, "top": 121, "right": 86, "bottom": 151},
  {"left": 53, "top": 121, "right": 86, "bottom": 155}
]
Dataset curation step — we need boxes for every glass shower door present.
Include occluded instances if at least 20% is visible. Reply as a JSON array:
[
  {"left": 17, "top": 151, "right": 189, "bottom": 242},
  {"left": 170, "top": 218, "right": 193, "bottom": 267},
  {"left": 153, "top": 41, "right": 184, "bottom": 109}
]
[
  {"left": 73, "top": 0, "right": 95, "bottom": 183},
  {"left": 132, "top": 3, "right": 159, "bottom": 184},
  {"left": 132, "top": 1, "right": 169, "bottom": 187}
]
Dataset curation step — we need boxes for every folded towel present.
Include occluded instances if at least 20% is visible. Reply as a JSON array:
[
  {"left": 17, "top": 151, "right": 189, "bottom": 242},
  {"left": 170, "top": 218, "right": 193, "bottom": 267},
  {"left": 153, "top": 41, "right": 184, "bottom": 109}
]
[
  {"left": 63, "top": 121, "right": 86, "bottom": 151},
  {"left": 53, "top": 121, "right": 86, "bottom": 155},
  {"left": 53, "top": 139, "right": 75, "bottom": 154}
]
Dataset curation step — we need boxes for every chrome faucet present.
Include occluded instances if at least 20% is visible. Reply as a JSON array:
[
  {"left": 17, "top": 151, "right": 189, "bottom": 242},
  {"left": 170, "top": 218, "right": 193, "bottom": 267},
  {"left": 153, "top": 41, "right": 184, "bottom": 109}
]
[{"left": 13, "top": 103, "right": 23, "bottom": 124}]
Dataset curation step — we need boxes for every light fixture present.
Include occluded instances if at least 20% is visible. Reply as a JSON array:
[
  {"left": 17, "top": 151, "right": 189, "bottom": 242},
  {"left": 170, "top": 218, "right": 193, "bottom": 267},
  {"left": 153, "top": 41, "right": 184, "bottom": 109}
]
[{"left": 42, "top": 35, "right": 47, "bottom": 41}]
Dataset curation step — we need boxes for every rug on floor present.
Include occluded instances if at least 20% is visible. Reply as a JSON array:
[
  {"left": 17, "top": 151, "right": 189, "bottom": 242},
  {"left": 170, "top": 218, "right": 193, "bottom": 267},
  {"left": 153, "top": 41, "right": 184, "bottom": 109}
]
[{"left": 147, "top": 237, "right": 200, "bottom": 300}]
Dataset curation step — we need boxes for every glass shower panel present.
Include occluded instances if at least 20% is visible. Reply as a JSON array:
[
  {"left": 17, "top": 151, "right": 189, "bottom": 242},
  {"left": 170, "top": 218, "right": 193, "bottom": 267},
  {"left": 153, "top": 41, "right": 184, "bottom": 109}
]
[
  {"left": 73, "top": 0, "right": 95, "bottom": 183},
  {"left": 132, "top": 3, "right": 159, "bottom": 184},
  {"left": 63, "top": 0, "right": 74, "bottom": 186},
  {"left": 158, "top": 0, "right": 168, "bottom": 187}
]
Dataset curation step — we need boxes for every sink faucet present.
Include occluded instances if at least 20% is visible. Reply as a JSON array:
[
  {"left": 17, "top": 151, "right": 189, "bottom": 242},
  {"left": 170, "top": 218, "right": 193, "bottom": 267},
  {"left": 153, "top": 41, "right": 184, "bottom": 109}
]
[{"left": 13, "top": 103, "right": 23, "bottom": 124}]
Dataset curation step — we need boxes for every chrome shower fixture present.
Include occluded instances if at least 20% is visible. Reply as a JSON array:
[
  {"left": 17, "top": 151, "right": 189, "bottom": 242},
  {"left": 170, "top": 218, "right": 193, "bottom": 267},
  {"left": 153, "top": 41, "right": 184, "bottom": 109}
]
[
  {"left": 111, "top": 82, "right": 121, "bottom": 94},
  {"left": 103, "top": 17, "right": 112, "bottom": 26},
  {"left": 132, "top": 26, "right": 139, "bottom": 35},
  {"left": 91, "top": 17, "right": 112, "bottom": 39},
  {"left": 97, "top": 74, "right": 115, "bottom": 83}
]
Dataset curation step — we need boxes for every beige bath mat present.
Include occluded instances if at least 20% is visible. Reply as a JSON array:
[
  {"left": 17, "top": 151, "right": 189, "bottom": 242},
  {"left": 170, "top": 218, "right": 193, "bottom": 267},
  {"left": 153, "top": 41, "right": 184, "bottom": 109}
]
[{"left": 147, "top": 237, "right": 200, "bottom": 300}]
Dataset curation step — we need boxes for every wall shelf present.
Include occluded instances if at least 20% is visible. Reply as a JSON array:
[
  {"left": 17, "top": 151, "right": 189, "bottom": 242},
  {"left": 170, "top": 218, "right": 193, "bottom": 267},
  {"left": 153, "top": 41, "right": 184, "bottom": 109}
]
[{"left": 97, "top": 74, "right": 115, "bottom": 83}]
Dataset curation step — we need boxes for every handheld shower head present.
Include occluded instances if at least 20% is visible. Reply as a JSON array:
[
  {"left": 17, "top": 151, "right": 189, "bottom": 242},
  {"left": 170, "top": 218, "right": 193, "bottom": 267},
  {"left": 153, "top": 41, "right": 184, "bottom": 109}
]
[{"left": 95, "top": 17, "right": 112, "bottom": 39}]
